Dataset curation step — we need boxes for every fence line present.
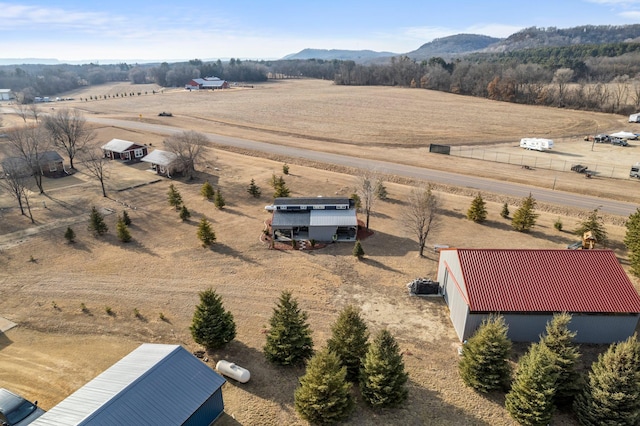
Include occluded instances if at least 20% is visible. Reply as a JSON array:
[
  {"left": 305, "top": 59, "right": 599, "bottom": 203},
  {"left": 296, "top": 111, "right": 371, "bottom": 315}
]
[{"left": 449, "top": 146, "right": 625, "bottom": 179}]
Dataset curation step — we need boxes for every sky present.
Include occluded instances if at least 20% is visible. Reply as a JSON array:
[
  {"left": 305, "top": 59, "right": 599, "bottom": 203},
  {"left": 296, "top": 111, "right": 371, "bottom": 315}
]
[{"left": 1, "top": 0, "right": 640, "bottom": 63}]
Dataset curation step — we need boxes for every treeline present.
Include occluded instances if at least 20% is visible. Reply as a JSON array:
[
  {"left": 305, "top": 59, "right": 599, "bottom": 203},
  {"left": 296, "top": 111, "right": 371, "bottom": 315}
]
[{"left": 0, "top": 59, "right": 268, "bottom": 103}]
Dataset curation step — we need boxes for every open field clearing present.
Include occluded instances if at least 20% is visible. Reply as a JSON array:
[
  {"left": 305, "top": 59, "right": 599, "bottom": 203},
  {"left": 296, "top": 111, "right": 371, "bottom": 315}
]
[{"left": 1, "top": 79, "right": 639, "bottom": 425}]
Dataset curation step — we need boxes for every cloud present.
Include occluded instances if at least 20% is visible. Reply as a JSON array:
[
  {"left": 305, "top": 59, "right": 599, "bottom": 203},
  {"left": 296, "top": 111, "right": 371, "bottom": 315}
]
[{"left": 586, "top": 0, "right": 640, "bottom": 4}]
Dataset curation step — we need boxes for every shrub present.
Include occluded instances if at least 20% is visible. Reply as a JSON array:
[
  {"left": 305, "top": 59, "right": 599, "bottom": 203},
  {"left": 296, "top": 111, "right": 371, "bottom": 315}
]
[
  {"left": 554, "top": 218, "right": 563, "bottom": 231},
  {"left": 64, "top": 226, "right": 75, "bottom": 243}
]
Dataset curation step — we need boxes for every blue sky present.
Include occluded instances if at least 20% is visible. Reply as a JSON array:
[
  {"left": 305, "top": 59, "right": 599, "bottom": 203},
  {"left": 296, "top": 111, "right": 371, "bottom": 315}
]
[{"left": 1, "top": 0, "right": 640, "bottom": 63}]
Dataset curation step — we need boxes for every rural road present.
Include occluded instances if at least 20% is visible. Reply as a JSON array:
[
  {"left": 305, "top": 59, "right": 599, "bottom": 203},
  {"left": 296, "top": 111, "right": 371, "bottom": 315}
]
[{"left": 89, "top": 117, "right": 639, "bottom": 217}]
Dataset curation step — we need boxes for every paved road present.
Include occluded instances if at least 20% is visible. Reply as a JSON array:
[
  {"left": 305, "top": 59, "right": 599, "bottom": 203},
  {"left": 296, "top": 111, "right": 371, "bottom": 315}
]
[{"left": 90, "top": 117, "right": 639, "bottom": 217}]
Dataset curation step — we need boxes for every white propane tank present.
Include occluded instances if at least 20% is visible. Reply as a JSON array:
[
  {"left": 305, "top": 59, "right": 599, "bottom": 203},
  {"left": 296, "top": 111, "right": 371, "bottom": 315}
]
[{"left": 216, "top": 360, "right": 251, "bottom": 383}]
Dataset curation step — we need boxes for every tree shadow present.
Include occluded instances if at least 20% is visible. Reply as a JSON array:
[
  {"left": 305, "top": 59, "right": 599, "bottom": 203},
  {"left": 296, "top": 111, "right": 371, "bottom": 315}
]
[
  {"left": 360, "top": 257, "right": 404, "bottom": 274},
  {"left": 207, "top": 340, "right": 305, "bottom": 407},
  {"left": 219, "top": 208, "right": 252, "bottom": 219},
  {"left": 438, "top": 208, "right": 467, "bottom": 220},
  {"left": 0, "top": 331, "right": 13, "bottom": 351},
  {"left": 104, "top": 235, "right": 160, "bottom": 257},
  {"left": 347, "top": 378, "right": 492, "bottom": 425},
  {"left": 213, "top": 243, "right": 260, "bottom": 265}
]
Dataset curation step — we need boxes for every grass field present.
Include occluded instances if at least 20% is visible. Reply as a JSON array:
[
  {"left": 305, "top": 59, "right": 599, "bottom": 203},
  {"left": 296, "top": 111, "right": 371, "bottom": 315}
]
[{"left": 0, "top": 79, "right": 638, "bottom": 425}]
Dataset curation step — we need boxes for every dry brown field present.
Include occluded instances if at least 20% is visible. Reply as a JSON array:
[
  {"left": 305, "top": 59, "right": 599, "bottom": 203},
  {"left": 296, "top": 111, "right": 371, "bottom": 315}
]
[{"left": 0, "top": 79, "right": 639, "bottom": 425}]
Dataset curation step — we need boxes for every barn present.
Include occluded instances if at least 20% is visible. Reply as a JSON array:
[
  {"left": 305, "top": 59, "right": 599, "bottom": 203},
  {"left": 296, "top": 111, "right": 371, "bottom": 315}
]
[
  {"left": 101, "top": 139, "right": 148, "bottom": 162},
  {"left": 437, "top": 248, "right": 640, "bottom": 344},
  {"left": 1, "top": 151, "right": 66, "bottom": 178},
  {"left": 265, "top": 197, "right": 358, "bottom": 242},
  {"left": 31, "top": 344, "right": 226, "bottom": 426},
  {"left": 0, "top": 89, "right": 14, "bottom": 101}
]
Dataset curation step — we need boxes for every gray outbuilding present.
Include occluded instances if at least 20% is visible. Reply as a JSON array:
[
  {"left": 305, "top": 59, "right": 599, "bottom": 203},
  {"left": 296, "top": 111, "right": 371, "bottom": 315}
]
[
  {"left": 437, "top": 248, "right": 640, "bottom": 344},
  {"left": 31, "top": 344, "right": 226, "bottom": 426},
  {"left": 266, "top": 197, "right": 358, "bottom": 242}
]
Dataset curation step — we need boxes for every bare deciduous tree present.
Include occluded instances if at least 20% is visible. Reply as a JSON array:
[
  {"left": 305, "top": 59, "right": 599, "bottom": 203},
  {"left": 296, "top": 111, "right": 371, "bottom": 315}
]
[
  {"left": 553, "top": 68, "right": 574, "bottom": 106},
  {"left": 401, "top": 185, "right": 438, "bottom": 257},
  {"left": 29, "top": 104, "right": 40, "bottom": 123},
  {"left": 14, "top": 103, "right": 30, "bottom": 123},
  {"left": 5, "top": 125, "right": 51, "bottom": 194},
  {"left": 80, "top": 147, "right": 110, "bottom": 197},
  {"left": 163, "top": 130, "right": 208, "bottom": 180},
  {"left": 43, "top": 109, "right": 95, "bottom": 169},
  {"left": 0, "top": 158, "right": 35, "bottom": 223},
  {"left": 356, "top": 172, "right": 377, "bottom": 230}
]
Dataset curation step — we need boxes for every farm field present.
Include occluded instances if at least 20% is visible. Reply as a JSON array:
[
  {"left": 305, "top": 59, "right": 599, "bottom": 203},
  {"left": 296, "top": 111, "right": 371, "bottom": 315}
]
[{"left": 0, "top": 79, "right": 639, "bottom": 425}]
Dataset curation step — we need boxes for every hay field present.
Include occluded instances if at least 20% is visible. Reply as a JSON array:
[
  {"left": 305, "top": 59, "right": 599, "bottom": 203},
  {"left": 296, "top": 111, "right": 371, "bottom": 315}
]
[{"left": 0, "top": 79, "right": 638, "bottom": 425}]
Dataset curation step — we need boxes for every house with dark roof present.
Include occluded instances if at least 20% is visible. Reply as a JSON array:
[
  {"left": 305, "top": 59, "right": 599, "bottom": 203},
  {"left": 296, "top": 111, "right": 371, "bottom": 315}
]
[
  {"left": 31, "top": 344, "right": 226, "bottom": 426},
  {"left": 101, "top": 139, "right": 148, "bottom": 162},
  {"left": 265, "top": 197, "right": 358, "bottom": 242},
  {"left": 185, "top": 77, "right": 229, "bottom": 91},
  {"left": 140, "top": 149, "right": 183, "bottom": 178},
  {"left": 437, "top": 249, "right": 640, "bottom": 343},
  {"left": 1, "top": 151, "right": 66, "bottom": 178}
]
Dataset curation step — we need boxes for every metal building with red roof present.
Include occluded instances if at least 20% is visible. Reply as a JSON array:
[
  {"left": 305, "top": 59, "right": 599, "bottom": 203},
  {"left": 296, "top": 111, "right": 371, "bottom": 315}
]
[{"left": 437, "top": 248, "right": 640, "bottom": 343}]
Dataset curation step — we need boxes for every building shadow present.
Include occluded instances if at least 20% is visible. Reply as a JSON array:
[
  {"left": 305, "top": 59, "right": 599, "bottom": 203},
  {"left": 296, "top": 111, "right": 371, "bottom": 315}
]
[{"left": 0, "top": 331, "right": 13, "bottom": 351}]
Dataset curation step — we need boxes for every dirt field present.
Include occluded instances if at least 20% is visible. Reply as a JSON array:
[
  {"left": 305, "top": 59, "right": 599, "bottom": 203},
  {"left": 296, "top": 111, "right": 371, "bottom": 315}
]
[{"left": 0, "top": 80, "right": 638, "bottom": 425}]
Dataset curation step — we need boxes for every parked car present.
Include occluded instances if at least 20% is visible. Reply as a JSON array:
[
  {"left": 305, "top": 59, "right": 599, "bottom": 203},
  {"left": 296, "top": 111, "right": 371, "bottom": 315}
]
[
  {"left": 594, "top": 134, "right": 610, "bottom": 143},
  {"left": 0, "top": 388, "right": 45, "bottom": 426},
  {"left": 158, "top": 111, "right": 173, "bottom": 117},
  {"left": 611, "top": 137, "right": 628, "bottom": 146}
]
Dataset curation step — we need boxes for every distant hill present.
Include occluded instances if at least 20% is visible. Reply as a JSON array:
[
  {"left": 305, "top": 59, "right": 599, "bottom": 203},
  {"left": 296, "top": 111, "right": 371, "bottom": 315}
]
[
  {"left": 483, "top": 25, "right": 640, "bottom": 53},
  {"left": 281, "top": 24, "right": 640, "bottom": 63},
  {"left": 282, "top": 49, "right": 397, "bottom": 61},
  {"left": 404, "top": 34, "right": 502, "bottom": 60}
]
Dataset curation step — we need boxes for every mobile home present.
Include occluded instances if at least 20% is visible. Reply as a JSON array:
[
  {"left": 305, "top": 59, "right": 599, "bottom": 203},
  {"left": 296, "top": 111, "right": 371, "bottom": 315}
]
[
  {"left": 520, "top": 138, "right": 553, "bottom": 151},
  {"left": 629, "top": 113, "right": 640, "bottom": 123}
]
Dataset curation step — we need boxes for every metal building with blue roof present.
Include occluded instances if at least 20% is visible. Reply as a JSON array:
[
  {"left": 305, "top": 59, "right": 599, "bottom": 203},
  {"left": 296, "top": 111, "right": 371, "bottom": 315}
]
[{"left": 31, "top": 344, "right": 226, "bottom": 426}]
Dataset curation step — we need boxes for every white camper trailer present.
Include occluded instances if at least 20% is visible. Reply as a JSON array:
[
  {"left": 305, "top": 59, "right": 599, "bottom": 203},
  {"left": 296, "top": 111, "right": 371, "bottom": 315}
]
[
  {"left": 629, "top": 113, "right": 640, "bottom": 123},
  {"left": 520, "top": 138, "right": 554, "bottom": 151}
]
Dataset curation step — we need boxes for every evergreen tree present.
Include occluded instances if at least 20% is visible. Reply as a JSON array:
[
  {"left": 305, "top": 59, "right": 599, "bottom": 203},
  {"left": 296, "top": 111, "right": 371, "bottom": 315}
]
[
  {"left": 282, "top": 163, "right": 290, "bottom": 175},
  {"left": 350, "top": 193, "right": 362, "bottom": 210},
  {"left": 64, "top": 226, "right": 75, "bottom": 243},
  {"left": 179, "top": 205, "right": 191, "bottom": 221},
  {"left": 264, "top": 290, "right": 314, "bottom": 366},
  {"left": 201, "top": 181, "right": 215, "bottom": 200},
  {"left": 167, "top": 183, "right": 183, "bottom": 210},
  {"left": 501, "top": 202, "right": 510, "bottom": 219},
  {"left": 574, "top": 208, "right": 608, "bottom": 246},
  {"left": 467, "top": 193, "right": 488, "bottom": 223},
  {"left": 511, "top": 193, "right": 539, "bottom": 232},
  {"left": 574, "top": 335, "right": 640, "bottom": 426},
  {"left": 360, "top": 329, "right": 409, "bottom": 408},
  {"left": 197, "top": 217, "right": 216, "bottom": 247},
  {"left": 353, "top": 240, "right": 364, "bottom": 258},
  {"left": 273, "top": 175, "right": 290, "bottom": 198},
  {"left": 375, "top": 180, "right": 388, "bottom": 200},
  {"left": 326, "top": 305, "right": 369, "bottom": 382},
  {"left": 190, "top": 288, "right": 236, "bottom": 350},
  {"left": 540, "top": 313, "right": 581, "bottom": 406},
  {"left": 88, "top": 206, "right": 108, "bottom": 236},
  {"left": 294, "top": 348, "right": 354, "bottom": 424},
  {"left": 121, "top": 210, "right": 132, "bottom": 226},
  {"left": 214, "top": 189, "right": 225, "bottom": 209},
  {"left": 459, "top": 315, "right": 512, "bottom": 393},
  {"left": 247, "top": 178, "right": 261, "bottom": 198},
  {"left": 505, "top": 342, "right": 560, "bottom": 426},
  {"left": 624, "top": 208, "right": 640, "bottom": 276},
  {"left": 116, "top": 216, "right": 132, "bottom": 243}
]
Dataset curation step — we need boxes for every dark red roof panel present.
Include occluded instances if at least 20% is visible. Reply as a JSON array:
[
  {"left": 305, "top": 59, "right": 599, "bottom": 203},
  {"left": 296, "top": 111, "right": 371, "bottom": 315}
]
[{"left": 456, "top": 249, "right": 640, "bottom": 313}]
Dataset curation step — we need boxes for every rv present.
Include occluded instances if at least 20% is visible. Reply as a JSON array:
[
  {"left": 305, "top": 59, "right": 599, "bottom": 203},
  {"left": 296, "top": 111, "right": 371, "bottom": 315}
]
[
  {"left": 629, "top": 113, "right": 640, "bottom": 123},
  {"left": 520, "top": 138, "right": 554, "bottom": 151},
  {"left": 631, "top": 163, "right": 640, "bottom": 179}
]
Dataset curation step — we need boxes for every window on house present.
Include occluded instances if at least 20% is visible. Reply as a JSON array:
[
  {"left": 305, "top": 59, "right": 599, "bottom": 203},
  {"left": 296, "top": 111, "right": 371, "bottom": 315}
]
[
  {"left": 134, "top": 148, "right": 144, "bottom": 158},
  {"left": 49, "top": 162, "right": 57, "bottom": 172}
]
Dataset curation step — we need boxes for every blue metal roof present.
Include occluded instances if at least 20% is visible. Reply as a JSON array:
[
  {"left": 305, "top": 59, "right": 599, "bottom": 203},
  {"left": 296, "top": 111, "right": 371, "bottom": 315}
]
[{"left": 31, "top": 344, "right": 225, "bottom": 426}]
